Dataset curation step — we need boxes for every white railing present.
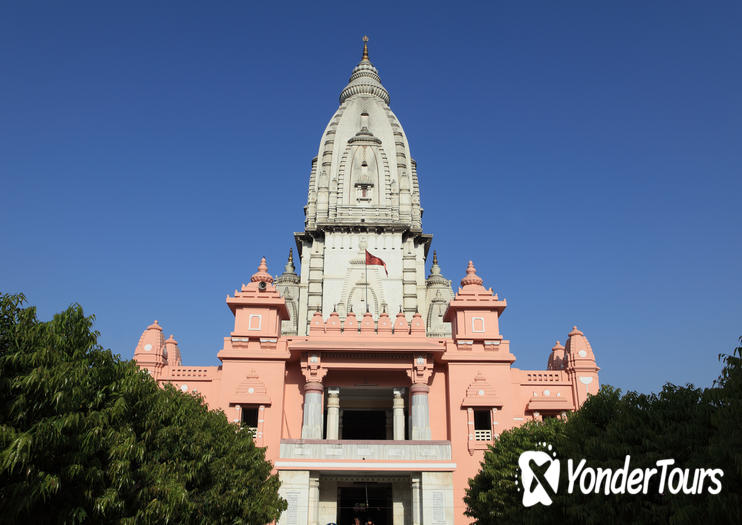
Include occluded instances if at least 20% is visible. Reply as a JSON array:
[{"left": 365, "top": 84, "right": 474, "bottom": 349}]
[
  {"left": 243, "top": 426, "right": 257, "bottom": 438},
  {"left": 474, "top": 429, "right": 492, "bottom": 441}
]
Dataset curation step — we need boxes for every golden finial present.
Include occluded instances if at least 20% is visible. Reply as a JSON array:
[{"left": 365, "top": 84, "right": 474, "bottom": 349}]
[{"left": 362, "top": 35, "right": 369, "bottom": 61}]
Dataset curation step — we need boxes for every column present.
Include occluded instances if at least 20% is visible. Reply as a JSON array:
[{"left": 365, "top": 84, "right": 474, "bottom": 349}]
[
  {"left": 326, "top": 388, "right": 340, "bottom": 440},
  {"left": 393, "top": 389, "right": 405, "bottom": 440},
  {"left": 308, "top": 474, "right": 320, "bottom": 525},
  {"left": 410, "top": 384, "right": 431, "bottom": 440},
  {"left": 411, "top": 474, "right": 421, "bottom": 525},
  {"left": 302, "top": 382, "right": 324, "bottom": 439}
]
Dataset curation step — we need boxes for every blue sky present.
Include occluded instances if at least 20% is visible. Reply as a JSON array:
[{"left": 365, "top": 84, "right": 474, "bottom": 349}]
[{"left": 1, "top": 1, "right": 740, "bottom": 394}]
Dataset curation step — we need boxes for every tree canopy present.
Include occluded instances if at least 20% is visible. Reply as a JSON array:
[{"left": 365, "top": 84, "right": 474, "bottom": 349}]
[
  {"left": 0, "top": 293, "right": 286, "bottom": 524},
  {"left": 465, "top": 338, "right": 742, "bottom": 525}
]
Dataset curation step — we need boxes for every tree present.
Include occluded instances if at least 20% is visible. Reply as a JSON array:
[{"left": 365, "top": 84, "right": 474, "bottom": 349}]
[
  {"left": 465, "top": 339, "right": 742, "bottom": 525},
  {"left": 464, "top": 418, "right": 566, "bottom": 525},
  {"left": 0, "top": 293, "right": 286, "bottom": 524}
]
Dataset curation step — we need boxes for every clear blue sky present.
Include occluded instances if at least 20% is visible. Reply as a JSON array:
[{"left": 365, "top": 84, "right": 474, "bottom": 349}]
[{"left": 2, "top": 1, "right": 740, "bottom": 394}]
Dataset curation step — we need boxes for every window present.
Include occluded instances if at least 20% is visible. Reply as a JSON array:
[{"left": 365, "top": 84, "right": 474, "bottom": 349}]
[
  {"left": 473, "top": 409, "right": 492, "bottom": 441},
  {"left": 248, "top": 314, "right": 262, "bottom": 330},
  {"left": 241, "top": 406, "right": 259, "bottom": 438}
]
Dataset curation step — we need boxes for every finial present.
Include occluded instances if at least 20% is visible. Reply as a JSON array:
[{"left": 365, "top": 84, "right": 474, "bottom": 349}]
[
  {"left": 283, "top": 248, "right": 296, "bottom": 274},
  {"left": 432, "top": 250, "right": 438, "bottom": 265},
  {"left": 460, "top": 260, "right": 484, "bottom": 287},
  {"left": 362, "top": 35, "right": 369, "bottom": 61},
  {"left": 250, "top": 256, "right": 274, "bottom": 284}
]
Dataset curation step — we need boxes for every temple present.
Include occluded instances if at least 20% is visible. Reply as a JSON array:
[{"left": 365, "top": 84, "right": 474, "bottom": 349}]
[{"left": 133, "top": 38, "right": 600, "bottom": 525}]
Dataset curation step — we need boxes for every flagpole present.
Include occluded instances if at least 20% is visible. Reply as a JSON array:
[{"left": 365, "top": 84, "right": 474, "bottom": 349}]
[{"left": 365, "top": 254, "right": 369, "bottom": 312}]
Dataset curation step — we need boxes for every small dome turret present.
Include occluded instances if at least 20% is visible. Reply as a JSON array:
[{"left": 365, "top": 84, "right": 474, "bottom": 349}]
[
  {"left": 276, "top": 249, "right": 300, "bottom": 285},
  {"left": 547, "top": 340, "right": 566, "bottom": 370},
  {"left": 426, "top": 251, "right": 449, "bottom": 286}
]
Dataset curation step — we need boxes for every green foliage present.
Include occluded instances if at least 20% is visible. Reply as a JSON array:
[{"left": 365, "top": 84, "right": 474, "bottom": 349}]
[
  {"left": 466, "top": 338, "right": 742, "bottom": 525},
  {"left": 0, "top": 293, "right": 286, "bottom": 524}
]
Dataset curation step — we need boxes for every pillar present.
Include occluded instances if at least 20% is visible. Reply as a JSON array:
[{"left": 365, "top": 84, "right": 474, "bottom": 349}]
[
  {"left": 393, "top": 389, "right": 405, "bottom": 440},
  {"left": 302, "top": 382, "right": 324, "bottom": 439},
  {"left": 410, "top": 384, "right": 431, "bottom": 440},
  {"left": 308, "top": 474, "right": 320, "bottom": 525},
  {"left": 411, "top": 474, "right": 421, "bottom": 525},
  {"left": 326, "top": 388, "right": 340, "bottom": 440}
]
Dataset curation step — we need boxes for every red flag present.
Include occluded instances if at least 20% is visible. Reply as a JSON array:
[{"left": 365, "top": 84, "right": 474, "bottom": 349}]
[{"left": 365, "top": 250, "right": 388, "bottom": 276}]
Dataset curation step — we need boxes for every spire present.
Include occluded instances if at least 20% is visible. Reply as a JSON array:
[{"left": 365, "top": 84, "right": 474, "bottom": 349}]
[
  {"left": 250, "top": 257, "right": 274, "bottom": 284},
  {"left": 427, "top": 250, "right": 449, "bottom": 286},
  {"left": 276, "top": 248, "right": 300, "bottom": 284},
  {"left": 340, "top": 36, "right": 390, "bottom": 105},
  {"left": 564, "top": 326, "right": 597, "bottom": 367},
  {"left": 362, "top": 35, "right": 369, "bottom": 61}
]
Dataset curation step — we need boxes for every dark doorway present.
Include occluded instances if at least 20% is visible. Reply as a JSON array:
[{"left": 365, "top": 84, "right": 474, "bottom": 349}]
[
  {"left": 337, "top": 483, "right": 392, "bottom": 525},
  {"left": 341, "top": 410, "right": 386, "bottom": 440}
]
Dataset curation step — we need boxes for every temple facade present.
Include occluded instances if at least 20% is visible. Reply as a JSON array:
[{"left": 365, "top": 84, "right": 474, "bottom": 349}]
[{"left": 133, "top": 39, "right": 600, "bottom": 525}]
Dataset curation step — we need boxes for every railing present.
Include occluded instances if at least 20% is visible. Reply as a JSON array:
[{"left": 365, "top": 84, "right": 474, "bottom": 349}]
[
  {"left": 279, "top": 439, "right": 452, "bottom": 461},
  {"left": 525, "top": 372, "right": 564, "bottom": 383},
  {"left": 169, "top": 367, "right": 212, "bottom": 378},
  {"left": 242, "top": 426, "right": 258, "bottom": 438},
  {"left": 474, "top": 429, "right": 492, "bottom": 441}
]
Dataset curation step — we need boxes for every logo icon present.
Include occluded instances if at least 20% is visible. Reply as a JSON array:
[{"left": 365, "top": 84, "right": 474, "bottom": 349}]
[{"left": 518, "top": 443, "right": 560, "bottom": 507}]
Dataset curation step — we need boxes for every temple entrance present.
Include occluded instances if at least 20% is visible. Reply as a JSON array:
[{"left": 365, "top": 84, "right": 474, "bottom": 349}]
[{"left": 337, "top": 483, "right": 392, "bottom": 525}]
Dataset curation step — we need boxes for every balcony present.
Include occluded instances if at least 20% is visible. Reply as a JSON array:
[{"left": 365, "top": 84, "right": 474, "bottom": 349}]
[{"left": 276, "top": 439, "right": 455, "bottom": 471}]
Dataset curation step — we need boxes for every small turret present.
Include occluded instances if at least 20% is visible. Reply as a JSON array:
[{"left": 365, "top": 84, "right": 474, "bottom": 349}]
[
  {"left": 275, "top": 249, "right": 301, "bottom": 336},
  {"left": 564, "top": 326, "right": 597, "bottom": 368},
  {"left": 133, "top": 320, "right": 167, "bottom": 377},
  {"left": 546, "top": 340, "right": 566, "bottom": 370},
  {"left": 276, "top": 248, "right": 300, "bottom": 285},
  {"left": 226, "top": 258, "right": 290, "bottom": 340},
  {"left": 164, "top": 334, "right": 182, "bottom": 367},
  {"left": 564, "top": 326, "right": 600, "bottom": 406},
  {"left": 425, "top": 251, "right": 454, "bottom": 337}
]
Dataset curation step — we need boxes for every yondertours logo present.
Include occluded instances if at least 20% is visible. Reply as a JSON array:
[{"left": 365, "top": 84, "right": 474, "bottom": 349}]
[
  {"left": 516, "top": 442, "right": 560, "bottom": 507},
  {"left": 515, "top": 443, "right": 725, "bottom": 507}
]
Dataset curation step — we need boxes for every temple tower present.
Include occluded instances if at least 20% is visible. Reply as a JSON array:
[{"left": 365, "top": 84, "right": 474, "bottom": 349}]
[{"left": 291, "top": 37, "right": 453, "bottom": 335}]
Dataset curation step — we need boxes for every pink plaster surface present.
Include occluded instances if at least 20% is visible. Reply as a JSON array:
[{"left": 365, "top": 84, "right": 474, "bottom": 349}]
[{"left": 134, "top": 258, "right": 600, "bottom": 523}]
